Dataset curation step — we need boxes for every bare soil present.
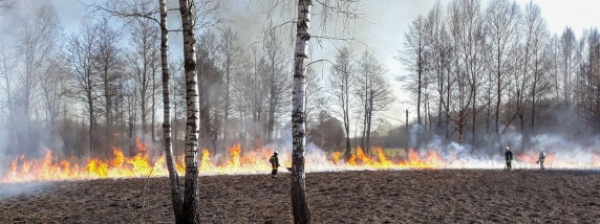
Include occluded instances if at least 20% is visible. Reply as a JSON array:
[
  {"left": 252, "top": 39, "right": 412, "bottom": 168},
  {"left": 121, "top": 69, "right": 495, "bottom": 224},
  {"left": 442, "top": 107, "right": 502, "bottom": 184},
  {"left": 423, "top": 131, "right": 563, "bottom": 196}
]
[{"left": 1, "top": 170, "right": 600, "bottom": 223}]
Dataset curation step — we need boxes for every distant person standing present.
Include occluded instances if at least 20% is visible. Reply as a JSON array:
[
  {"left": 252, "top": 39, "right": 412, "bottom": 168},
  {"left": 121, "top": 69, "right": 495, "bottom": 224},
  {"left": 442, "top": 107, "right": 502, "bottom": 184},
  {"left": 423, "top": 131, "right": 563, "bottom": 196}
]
[
  {"left": 269, "top": 151, "right": 280, "bottom": 178},
  {"left": 505, "top": 146, "right": 513, "bottom": 170},
  {"left": 536, "top": 148, "right": 546, "bottom": 170}
]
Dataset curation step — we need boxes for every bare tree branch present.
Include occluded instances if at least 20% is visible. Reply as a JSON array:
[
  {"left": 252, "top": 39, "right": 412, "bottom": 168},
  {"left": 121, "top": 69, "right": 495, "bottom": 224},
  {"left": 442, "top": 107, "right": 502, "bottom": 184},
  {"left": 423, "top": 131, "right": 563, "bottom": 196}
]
[{"left": 85, "top": 0, "right": 160, "bottom": 25}]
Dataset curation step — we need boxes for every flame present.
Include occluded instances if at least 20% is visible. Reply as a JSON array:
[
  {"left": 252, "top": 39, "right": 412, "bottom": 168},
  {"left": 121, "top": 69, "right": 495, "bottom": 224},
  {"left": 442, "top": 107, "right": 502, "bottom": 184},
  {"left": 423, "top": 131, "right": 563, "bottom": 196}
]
[
  {"left": 331, "top": 151, "right": 342, "bottom": 164},
  {"left": 515, "top": 151, "right": 556, "bottom": 168},
  {"left": 2, "top": 140, "right": 600, "bottom": 183}
]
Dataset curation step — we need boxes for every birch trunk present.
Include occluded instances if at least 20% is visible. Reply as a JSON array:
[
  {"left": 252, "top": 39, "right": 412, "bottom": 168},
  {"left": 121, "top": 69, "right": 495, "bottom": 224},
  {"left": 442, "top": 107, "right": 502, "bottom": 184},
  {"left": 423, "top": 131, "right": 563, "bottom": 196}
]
[
  {"left": 160, "top": 0, "right": 184, "bottom": 222},
  {"left": 179, "top": 0, "right": 200, "bottom": 223},
  {"left": 152, "top": 70, "right": 156, "bottom": 142},
  {"left": 291, "top": 0, "right": 312, "bottom": 223}
]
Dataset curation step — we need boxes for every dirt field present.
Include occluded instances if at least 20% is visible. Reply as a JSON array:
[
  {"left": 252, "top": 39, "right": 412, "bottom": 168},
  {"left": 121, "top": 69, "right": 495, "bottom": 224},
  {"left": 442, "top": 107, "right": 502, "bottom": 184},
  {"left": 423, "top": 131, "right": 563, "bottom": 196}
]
[{"left": 1, "top": 170, "right": 600, "bottom": 223}]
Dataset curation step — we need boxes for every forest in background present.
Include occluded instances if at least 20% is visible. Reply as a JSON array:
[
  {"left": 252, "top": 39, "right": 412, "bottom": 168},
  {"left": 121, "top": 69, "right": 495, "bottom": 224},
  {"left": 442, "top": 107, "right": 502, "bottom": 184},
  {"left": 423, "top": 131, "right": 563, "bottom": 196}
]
[{"left": 0, "top": 0, "right": 598, "bottom": 160}]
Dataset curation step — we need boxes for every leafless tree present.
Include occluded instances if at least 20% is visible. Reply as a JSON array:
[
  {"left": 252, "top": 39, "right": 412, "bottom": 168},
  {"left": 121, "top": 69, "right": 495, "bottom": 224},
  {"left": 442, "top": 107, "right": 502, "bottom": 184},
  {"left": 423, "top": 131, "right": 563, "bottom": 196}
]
[
  {"left": 92, "top": 19, "right": 123, "bottom": 157},
  {"left": 355, "top": 50, "right": 394, "bottom": 154},
  {"left": 513, "top": 2, "right": 552, "bottom": 138},
  {"left": 91, "top": 0, "right": 186, "bottom": 220},
  {"left": 448, "top": 0, "right": 487, "bottom": 145},
  {"left": 422, "top": 1, "right": 451, "bottom": 138},
  {"left": 304, "top": 66, "right": 327, "bottom": 136},
  {"left": 402, "top": 15, "right": 428, "bottom": 143},
  {"left": 179, "top": 0, "right": 201, "bottom": 222},
  {"left": 68, "top": 20, "right": 100, "bottom": 158},
  {"left": 218, "top": 27, "right": 242, "bottom": 146},
  {"left": 39, "top": 54, "right": 70, "bottom": 131},
  {"left": 17, "top": 3, "right": 61, "bottom": 153},
  {"left": 287, "top": 0, "right": 365, "bottom": 222},
  {"left": 0, "top": 41, "right": 17, "bottom": 135},
  {"left": 559, "top": 27, "right": 578, "bottom": 107},
  {"left": 196, "top": 31, "right": 223, "bottom": 153},
  {"left": 263, "top": 28, "right": 290, "bottom": 142},
  {"left": 577, "top": 29, "right": 600, "bottom": 133},
  {"left": 328, "top": 47, "right": 354, "bottom": 156},
  {"left": 240, "top": 45, "right": 269, "bottom": 146},
  {"left": 158, "top": 1, "right": 183, "bottom": 220},
  {"left": 485, "top": 0, "right": 521, "bottom": 141},
  {"left": 127, "top": 18, "right": 160, "bottom": 140},
  {"left": 290, "top": 1, "right": 312, "bottom": 222}
]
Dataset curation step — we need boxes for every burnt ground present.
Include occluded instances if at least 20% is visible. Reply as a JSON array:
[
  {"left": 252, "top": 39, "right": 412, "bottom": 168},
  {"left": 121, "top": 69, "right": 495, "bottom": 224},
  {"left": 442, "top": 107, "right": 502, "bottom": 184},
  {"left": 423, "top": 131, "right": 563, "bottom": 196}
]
[{"left": 1, "top": 170, "right": 600, "bottom": 223}]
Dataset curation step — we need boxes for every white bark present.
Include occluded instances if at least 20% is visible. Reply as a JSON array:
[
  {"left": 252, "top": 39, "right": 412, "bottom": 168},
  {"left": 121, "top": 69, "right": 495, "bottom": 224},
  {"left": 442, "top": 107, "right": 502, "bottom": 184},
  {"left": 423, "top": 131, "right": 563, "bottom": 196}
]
[
  {"left": 291, "top": 0, "right": 312, "bottom": 223},
  {"left": 160, "top": 0, "right": 184, "bottom": 222},
  {"left": 178, "top": 0, "right": 200, "bottom": 223}
]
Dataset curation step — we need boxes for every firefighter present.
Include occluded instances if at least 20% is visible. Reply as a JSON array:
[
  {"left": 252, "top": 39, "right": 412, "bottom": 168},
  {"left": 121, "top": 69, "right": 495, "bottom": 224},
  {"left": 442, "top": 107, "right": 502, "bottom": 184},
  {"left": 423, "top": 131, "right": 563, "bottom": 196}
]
[
  {"left": 269, "top": 151, "right": 280, "bottom": 178},
  {"left": 536, "top": 148, "right": 546, "bottom": 170},
  {"left": 505, "top": 146, "right": 513, "bottom": 170}
]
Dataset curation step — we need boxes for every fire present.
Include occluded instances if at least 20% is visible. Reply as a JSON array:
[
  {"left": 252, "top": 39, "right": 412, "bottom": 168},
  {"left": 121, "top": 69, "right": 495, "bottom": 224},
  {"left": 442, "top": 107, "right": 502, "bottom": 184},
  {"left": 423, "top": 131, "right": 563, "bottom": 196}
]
[
  {"left": 3, "top": 140, "right": 600, "bottom": 183},
  {"left": 332, "top": 147, "right": 445, "bottom": 169},
  {"left": 515, "top": 151, "right": 556, "bottom": 168}
]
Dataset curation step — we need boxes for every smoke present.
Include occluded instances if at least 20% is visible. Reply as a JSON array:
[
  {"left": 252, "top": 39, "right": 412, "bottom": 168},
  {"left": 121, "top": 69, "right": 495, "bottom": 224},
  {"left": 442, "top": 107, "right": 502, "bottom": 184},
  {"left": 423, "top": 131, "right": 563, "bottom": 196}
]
[
  {"left": 412, "top": 125, "right": 600, "bottom": 170},
  {"left": 409, "top": 124, "right": 423, "bottom": 148},
  {"left": 0, "top": 128, "right": 9, "bottom": 176},
  {"left": 0, "top": 182, "right": 53, "bottom": 199}
]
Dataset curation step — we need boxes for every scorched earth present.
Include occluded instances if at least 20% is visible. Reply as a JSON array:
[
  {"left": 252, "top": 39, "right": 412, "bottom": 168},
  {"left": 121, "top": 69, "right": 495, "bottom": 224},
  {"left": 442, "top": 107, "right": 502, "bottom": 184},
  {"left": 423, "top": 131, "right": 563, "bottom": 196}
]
[{"left": 1, "top": 170, "right": 599, "bottom": 223}]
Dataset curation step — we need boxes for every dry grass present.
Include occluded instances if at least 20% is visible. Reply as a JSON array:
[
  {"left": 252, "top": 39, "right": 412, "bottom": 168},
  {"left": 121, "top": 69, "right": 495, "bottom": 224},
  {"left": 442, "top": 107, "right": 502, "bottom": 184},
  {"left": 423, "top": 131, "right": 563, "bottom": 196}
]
[{"left": 1, "top": 170, "right": 600, "bottom": 223}]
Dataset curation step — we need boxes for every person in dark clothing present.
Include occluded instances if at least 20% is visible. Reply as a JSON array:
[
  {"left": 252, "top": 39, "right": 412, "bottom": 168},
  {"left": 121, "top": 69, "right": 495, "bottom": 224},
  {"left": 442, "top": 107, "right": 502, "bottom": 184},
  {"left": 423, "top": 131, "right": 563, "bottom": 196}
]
[
  {"left": 269, "top": 151, "right": 280, "bottom": 178},
  {"left": 505, "top": 146, "right": 513, "bottom": 170}
]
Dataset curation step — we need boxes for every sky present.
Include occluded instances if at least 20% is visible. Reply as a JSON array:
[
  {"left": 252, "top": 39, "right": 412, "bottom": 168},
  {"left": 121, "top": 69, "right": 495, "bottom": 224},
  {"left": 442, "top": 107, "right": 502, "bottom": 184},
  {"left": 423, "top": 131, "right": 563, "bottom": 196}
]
[
  {"left": 10, "top": 0, "right": 600, "bottom": 128},
  {"left": 215, "top": 0, "right": 600, "bottom": 127}
]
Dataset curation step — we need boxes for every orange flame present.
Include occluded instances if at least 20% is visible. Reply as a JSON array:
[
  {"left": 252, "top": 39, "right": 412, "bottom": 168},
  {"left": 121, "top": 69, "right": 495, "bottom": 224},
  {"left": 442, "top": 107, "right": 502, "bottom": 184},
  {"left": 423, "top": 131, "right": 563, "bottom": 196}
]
[{"left": 4, "top": 140, "right": 600, "bottom": 183}]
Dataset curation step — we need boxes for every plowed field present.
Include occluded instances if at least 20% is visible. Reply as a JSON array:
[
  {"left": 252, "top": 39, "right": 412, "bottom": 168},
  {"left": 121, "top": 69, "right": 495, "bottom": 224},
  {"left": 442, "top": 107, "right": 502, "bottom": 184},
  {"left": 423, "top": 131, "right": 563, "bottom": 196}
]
[{"left": 1, "top": 170, "right": 600, "bottom": 223}]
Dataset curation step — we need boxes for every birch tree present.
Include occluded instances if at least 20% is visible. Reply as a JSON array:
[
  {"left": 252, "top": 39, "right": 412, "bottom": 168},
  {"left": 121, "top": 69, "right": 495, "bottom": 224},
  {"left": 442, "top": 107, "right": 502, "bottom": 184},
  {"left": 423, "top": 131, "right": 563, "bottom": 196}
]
[
  {"left": 178, "top": 0, "right": 200, "bottom": 222},
  {"left": 288, "top": 0, "right": 364, "bottom": 222},
  {"left": 92, "top": 1, "right": 184, "bottom": 220},
  {"left": 290, "top": 1, "right": 311, "bottom": 222},
  {"left": 159, "top": 0, "right": 183, "bottom": 221}
]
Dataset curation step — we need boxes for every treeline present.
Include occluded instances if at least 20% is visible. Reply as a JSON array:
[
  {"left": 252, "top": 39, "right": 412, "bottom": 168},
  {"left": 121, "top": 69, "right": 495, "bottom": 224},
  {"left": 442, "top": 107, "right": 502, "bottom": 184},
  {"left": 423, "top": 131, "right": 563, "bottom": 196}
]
[
  {"left": 0, "top": 0, "right": 396, "bottom": 159},
  {"left": 4, "top": 0, "right": 596, "bottom": 159},
  {"left": 396, "top": 0, "right": 600, "bottom": 152}
]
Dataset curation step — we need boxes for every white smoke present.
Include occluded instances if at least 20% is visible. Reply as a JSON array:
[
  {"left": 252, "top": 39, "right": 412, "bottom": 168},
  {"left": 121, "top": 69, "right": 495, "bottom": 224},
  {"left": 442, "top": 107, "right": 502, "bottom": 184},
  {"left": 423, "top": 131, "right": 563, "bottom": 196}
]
[{"left": 0, "top": 182, "right": 53, "bottom": 199}]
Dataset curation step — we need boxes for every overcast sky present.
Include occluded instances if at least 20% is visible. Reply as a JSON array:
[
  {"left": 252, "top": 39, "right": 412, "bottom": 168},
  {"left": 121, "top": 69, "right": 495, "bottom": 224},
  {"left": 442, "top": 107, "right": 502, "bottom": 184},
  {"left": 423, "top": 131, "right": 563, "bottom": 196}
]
[
  {"left": 217, "top": 0, "right": 600, "bottom": 126},
  {"left": 19, "top": 0, "right": 600, "bottom": 127}
]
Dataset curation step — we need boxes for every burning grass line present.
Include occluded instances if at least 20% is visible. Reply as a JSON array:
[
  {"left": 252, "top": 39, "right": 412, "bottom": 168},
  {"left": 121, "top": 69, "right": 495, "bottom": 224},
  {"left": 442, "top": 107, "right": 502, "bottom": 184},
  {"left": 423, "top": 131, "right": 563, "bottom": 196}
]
[{"left": 5, "top": 143, "right": 600, "bottom": 183}]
